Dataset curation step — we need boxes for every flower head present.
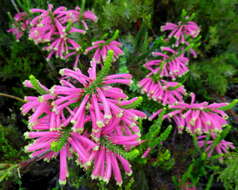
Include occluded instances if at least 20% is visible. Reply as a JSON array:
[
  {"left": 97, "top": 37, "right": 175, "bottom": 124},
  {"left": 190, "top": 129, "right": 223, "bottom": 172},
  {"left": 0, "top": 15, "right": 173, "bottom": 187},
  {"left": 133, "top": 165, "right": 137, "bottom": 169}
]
[
  {"left": 24, "top": 129, "right": 98, "bottom": 184},
  {"left": 198, "top": 135, "right": 235, "bottom": 158},
  {"left": 165, "top": 93, "right": 228, "bottom": 134},
  {"left": 89, "top": 118, "right": 142, "bottom": 185},
  {"left": 85, "top": 40, "right": 123, "bottom": 64},
  {"left": 8, "top": 4, "right": 97, "bottom": 63},
  {"left": 29, "top": 4, "right": 97, "bottom": 60},
  {"left": 8, "top": 12, "right": 29, "bottom": 40},
  {"left": 21, "top": 52, "right": 145, "bottom": 185},
  {"left": 144, "top": 47, "right": 189, "bottom": 79},
  {"left": 161, "top": 21, "right": 200, "bottom": 46},
  {"left": 138, "top": 77, "right": 186, "bottom": 105}
]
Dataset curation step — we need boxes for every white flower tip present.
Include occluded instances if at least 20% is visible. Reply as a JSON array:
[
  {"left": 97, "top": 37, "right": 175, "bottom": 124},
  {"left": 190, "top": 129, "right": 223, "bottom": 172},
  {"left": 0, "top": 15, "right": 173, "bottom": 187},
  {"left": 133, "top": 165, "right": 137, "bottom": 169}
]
[
  {"left": 84, "top": 160, "right": 91, "bottom": 167},
  {"left": 43, "top": 158, "right": 51, "bottom": 162},
  {"left": 127, "top": 171, "right": 133, "bottom": 176},
  {"left": 116, "top": 181, "right": 122, "bottom": 186},
  {"left": 93, "top": 146, "right": 99, "bottom": 151},
  {"left": 38, "top": 96, "right": 44, "bottom": 102},
  {"left": 117, "top": 112, "right": 124, "bottom": 118},
  {"left": 104, "top": 179, "right": 109, "bottom": 184},
  {"left": 96, "top": 121, "right": 104, "bottom": 128},
  {"left": 24, "top": 132, "right": 29, "bottom": 139},
  {"left": 91, "top": 175, "right": 97, "bottom": 180},
  {"left": 49, "top": 86, "right": 55, "bottom": 94},
  {"left": 133, "top": 116, "right": 139, "bottom": 120},
  {"left": 24, "top": 146, "right": 29, "bottom": 152},
  {"left": 59, "top": 180, "right": 66, "bottom": 185},
  {"left": 104, "top": 114, "right": 112, "bottom": 120},
  {"left": 71, "top": 120, "right": 76, "bottom": 124},
  {"left": 59, "top": 69, "right": 65, "bottom": 75}
]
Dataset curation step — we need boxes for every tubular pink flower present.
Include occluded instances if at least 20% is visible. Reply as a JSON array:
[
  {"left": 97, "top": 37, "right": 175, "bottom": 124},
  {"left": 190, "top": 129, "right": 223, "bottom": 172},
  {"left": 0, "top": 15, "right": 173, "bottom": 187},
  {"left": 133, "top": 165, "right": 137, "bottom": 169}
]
[
  {"left": 8, "top": 12, "right": 29, "bottom": 40},
  {"left": 144, "top": 47, "right": 189, "bottom": 79},
  {"left": 164, "top": 93, "right": 228, "bottom": 134},
  {"left": 110, "top": 151, "right": 123, "bottom": 185},
  {"left": 142, "top": 148, "right": 152, "bottom": 158},
  {"left": 59, "top": 145, "right": 68, "bottom": 185},
  {"left": 85, "top": 40, "right": 124, "bottom": 63},
  {"left": 198, "top": 135, "right": 235, "bottom": 158},
  {"left": 22, "top": 62, "right": 145, "bottom": 185},
  {"left": 138, "top": 78, "right": 186, "bottom": 105},
  {"left": 88, "top": 101, "right": 144, "bottom": 184},
  {"left": 25, "top": 130, "right": 97, "bottom": 183},
  {"left": 21, "top": 91, "right": 71, "bottom": 131},
  {"left": 161, "top": 21, "right": 200, "bottom": 46},
  {"left": 90, "top": 146, "right": 131, "bottom": 185},
  {"left": 83, "top": 10, "right": 98, "bottom": 22},
  {"left": 6, "top": 5, "right": 95, "bottom": 62}
]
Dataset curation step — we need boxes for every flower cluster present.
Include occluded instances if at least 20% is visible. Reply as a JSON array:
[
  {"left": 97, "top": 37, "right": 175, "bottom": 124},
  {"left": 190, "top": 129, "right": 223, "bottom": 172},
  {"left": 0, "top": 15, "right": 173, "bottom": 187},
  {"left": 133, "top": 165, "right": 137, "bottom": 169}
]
[
  {"left": 30, "top": 4, "right": 96, "bottom": 61},
  {"left": 161, "top": 21, "right": 200, "bottom": 46},
  {"left": 139, "top": 17, "right": 233, "bottom": 159},
  {"left": 10, "top": 6, "right": 236, "bottom": 187},
  {"left": 85, "top": 40, "right": 124, "bottom": 64},
  {"left": 144, "top": 47, "right": 189, "bottom": 79},
  {"left": 198, "top": 135, "right": 235, "bottom": 157},
  {"left": 8, "top": 4, "right": 97, "bottom": 62},
  {"left": 24, "top": 130, "right": 98, "bottom": 184},
  {"left": 138, "top": 20, "right": 196, "bottom": 107},
  {"left": 8, "top": 12, "right": 30, "bottom": 41},
  {"left": 22, "top": 51, "right": 146, "bottom": 185},
  {"left": 8, "top": 6, "right": 124, "bottom": 68},
  {"left": 139, "top": 78, "right": 186, "bottom": 105},
  {"left": 164, "top": 93, "right": 228, "bottom": 134}
]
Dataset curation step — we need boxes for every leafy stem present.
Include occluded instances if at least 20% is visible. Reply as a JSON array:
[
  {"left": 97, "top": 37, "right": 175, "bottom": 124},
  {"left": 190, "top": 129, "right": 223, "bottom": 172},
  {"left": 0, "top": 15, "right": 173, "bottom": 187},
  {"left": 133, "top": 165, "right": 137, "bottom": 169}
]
[{"left": 84, "top": 50, "right": 114, "bottom": 95}]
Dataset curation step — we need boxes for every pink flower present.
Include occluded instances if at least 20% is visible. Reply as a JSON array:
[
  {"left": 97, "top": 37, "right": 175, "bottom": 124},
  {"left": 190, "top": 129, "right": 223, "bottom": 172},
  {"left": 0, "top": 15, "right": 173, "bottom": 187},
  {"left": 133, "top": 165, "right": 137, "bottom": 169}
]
[
  {"left": 138, "top": 77, "right": 186, "bottom": 105},
  {"left": 144, "top": 47, "right": 189, "bottom": 79},
  {"left": 85, "top": 40, "right": 123, "bottom": 64},
  {"left": 90, "top": 147, "right": 132, "bottom": 185},
  {"left": 22, "top": 63, "right": 146, "bottom": 185},
  {"left": 50, "top": 66, "right": 141, "bottom": 135},
  {"left": 24, "top": 130, "right": 98, "bottom": 184},
  {"left": 29, "top": 5, "right": 91, "bottom": 61},
  {"left": 89, "top": 115, "right": 142, "bottom": 185},
  {"left": 141, "top": 148, "right": 152, "bottom": 158},
  {"left": 8, "top": 12, "right": 29, "bottom": 40},
  {"left": 161, "top": 21, "right": 200, "bottom": 46},
  {"left": 7, "top": 4, "right": 97, "bottom": 62},
  {"left": 198, "top": 135, "right": 235, "bottom": 157},
  {"left": 164, "top": 93, "right": 228, "bottom": 134}
]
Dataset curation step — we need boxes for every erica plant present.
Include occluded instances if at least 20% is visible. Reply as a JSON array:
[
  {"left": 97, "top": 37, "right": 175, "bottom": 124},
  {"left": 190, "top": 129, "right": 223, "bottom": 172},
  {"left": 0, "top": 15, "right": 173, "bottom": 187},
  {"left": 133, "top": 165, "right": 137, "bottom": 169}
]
[{"left": 3, "top": 3, "right": 237, "bottom": 190}]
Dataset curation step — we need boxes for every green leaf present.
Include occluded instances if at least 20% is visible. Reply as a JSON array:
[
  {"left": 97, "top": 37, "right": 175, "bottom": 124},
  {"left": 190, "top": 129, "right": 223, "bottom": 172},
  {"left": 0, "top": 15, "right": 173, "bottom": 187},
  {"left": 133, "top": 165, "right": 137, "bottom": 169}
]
[
  {"left": 85, "top": 50, "right": 114, "bottom": 94},
  {"left": 219, "top": 99, "right": 238, "bottom": 110},
  {"left": 50, "top": 127, "right": 71, "bottom": 152},
  {"left": 149, "top": 125, "right": 173, "bottom": 148},
  {"left": 121, "top": 96, "right": 143, "bottom": 109},
  {"left": 209, "top": 125, "right": 232, "bottom": 151},
  {"left": 29, "top": 75, "right": 48, "bottom": 95},
  {"left": 145, "top": 108, "right": 166, "bottom": 140}
]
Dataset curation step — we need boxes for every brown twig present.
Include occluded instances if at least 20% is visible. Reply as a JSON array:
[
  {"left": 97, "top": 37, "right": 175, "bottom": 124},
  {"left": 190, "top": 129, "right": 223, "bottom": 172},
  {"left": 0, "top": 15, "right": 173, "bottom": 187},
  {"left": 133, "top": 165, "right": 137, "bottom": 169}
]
[{"left": 0, "top": 92, "right": 25, "bottom": 103}]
